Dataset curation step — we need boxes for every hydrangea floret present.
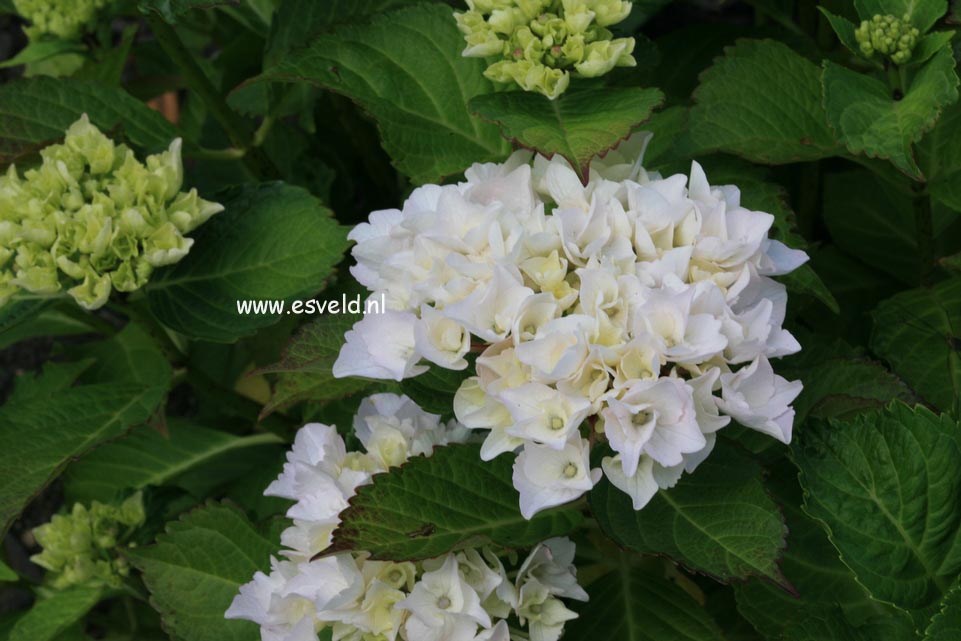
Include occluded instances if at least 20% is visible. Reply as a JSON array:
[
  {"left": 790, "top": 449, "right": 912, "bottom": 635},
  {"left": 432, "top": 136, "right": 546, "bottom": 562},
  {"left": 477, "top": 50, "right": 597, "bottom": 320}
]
[
  {"left": 31, "top": 492, "right": 145, "bottom": 590},
  {"left": 12, "top": 0, "right": 115, "bottom": 40},
  {"left": 333, "top": 134, "right": 806, "bottom": 517},
  {"left": 855, "top": 13, "right": 920, "bottom": 64},
  {"left": 454, "top": 0, "right": 637, "bottom": 99},
  {"left": 0, "top": 115, "right": 223, "bottom": 310},
  {"left": 226, "top": 393, "right": 589, "bottom": 641}
]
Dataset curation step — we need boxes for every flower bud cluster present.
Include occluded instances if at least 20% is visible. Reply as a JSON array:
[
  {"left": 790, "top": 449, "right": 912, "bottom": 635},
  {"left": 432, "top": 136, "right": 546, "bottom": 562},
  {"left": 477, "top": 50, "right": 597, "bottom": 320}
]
[
  {"left": 226, "top": 393, "right": 588, "bottom": 641},
  {"left": 454, "top": 0, "right": 636, "bottom": 99},
  {"left": 0, "top": 115, "right": 223, "bottom": 310},
  {"left": 30, "top": 492, "right": 144, "bottom": 590},
  {"left": 333, "top": 135, "right": 806, "bottom": 517},
  {"left": 855, "top": 13, "right": 920, "bottom": 64},
  {"left": 13, "top": 0, "right": 113, "bottom": 40}
]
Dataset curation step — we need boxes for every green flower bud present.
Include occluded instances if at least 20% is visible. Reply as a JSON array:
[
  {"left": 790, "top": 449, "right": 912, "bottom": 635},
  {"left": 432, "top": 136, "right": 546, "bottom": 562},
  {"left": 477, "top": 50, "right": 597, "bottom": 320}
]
[
  {"left": 31, "top": 493, "right": 145, "bottom": 590},
  {"left": 0, "top": 116, "right": 222, "bottom": 311},
  {"left": 854, "top": 13, "right": 919, "bottom": 64},
  {"left": 455, "top": 0, "right": 636, "bottom": 98}
]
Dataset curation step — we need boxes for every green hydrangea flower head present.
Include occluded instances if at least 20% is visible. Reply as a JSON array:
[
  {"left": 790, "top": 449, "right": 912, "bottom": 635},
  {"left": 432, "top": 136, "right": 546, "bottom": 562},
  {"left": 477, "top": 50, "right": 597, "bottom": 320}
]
[
  {"left": 12, "top": 0, "right": 114, "bottom": 40},
  {"left": 0, "top": 114, "right": 223, "bottom": 310},
  {"left": 455, "top": 0, "right": 636, "bottom": 99},
  {"left": 30, "top": 493, "right": 145, "bottom": 590},
  {"left": 855, "top": 13, "right": 920, "bottom": 65}
]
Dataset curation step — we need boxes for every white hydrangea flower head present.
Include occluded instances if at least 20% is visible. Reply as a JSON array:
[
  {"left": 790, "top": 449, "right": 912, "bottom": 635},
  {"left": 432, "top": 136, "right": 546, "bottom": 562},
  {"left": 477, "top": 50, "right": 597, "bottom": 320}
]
[
  {"left": 334, "top": 135, "right": 806, "bottom": 516},
  {"left": 227, "top": 393, "right": 589, "bottom": 641}
]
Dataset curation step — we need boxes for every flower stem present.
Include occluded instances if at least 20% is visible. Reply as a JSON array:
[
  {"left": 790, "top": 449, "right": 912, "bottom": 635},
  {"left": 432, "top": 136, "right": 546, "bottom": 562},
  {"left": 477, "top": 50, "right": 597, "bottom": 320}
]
[{"left": 146, "top": 15, "right": 279, "bottom": 180}]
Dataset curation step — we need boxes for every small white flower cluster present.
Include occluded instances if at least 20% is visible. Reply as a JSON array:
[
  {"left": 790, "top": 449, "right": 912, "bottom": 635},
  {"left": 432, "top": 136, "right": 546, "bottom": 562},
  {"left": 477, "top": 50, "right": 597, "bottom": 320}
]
[
  {"left": 333, "top": 135, "right": 805, "bottom": 517},
  {"left": 226, "top": 393, "right": 588, "bottom": 641}
]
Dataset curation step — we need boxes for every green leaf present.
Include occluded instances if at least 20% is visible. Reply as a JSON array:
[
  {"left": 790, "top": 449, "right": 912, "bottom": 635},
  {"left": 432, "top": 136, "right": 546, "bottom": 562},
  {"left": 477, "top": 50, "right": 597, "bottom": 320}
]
[
  {"left": 0, "top": 300, "right": 102, "bottom": 351},
  {"left": 258, "top": 310, "right": 371, "bottom": 418},
  {"left": 920, "top": 101, "right": 961, "bottom": 212},
  {"left": 138, "top": 0, "right": 239, "bottom": 22},
  {"left": 8, "top": 586, "right": 104, "bottom": 641},
  {"left": 794, "top": 403, "right": 961, "bottom": 612},
  {"left": 926, "top": 582, "right": 961, "bottom": 641},
  {"left": 128, "top": 503, "right": 276, "bottom": 641},
  {"left": 854, "top": 0, "right": 947, "bottom": 32},
  {"left": 400, "top": 358, "right": 475, "bottom": 417},
  {"left": 0, "top": 560, "right": 15, "bottom": 582},
  {"left": 820, "top": 7, "right": 862, "bottom": 56},
  {"left": 5, "top": 360, "right": 94, "bottom": 406},
  {"left": 64, "top": 420, "right": 284, "bottom": 504},
  {"left": 870, "top": 277, "right": 961, "bottom": 413},
  {"left": 942, "top": 249, "right": 961, "bottom": 273},
  {"left": 821, "top": 47, "right": 960, "bottom": 179},
  {"left": 146, "top": 182, "right": 349, "bottom": 343},
  {"left": 565, "top": 564, "right": 726, "bottom": 640},
  {"left": 590, "top": 440, "right": 788, "bottom": 586},
  {"left": 689, "top": 39, "right": 840, "bottom": 163},
  {"left": 265, "top": 0, "right": 428, "bottom": 66},
  {"left": 0, "top": 76, "right": 179, "bottom": 165},
  {"left": 259, "top": 4, "right": 511, "bottom": 185},
  {"left": 469, "top": 87, "right": 665, "bottom": 182},
  {"left": 72, "top": 324, "right": 173, "bottom": 390},
  {"left": 735, "top": 465, "right": 916, "bottom": 641},
  {"left": 328, "top": 443, "right": 582, "bottom": 560},
  {"left": 0, "top": 39, "right": 86, "bottom": 69},
  {"left": 909, "top": 31, "right": 956, "bottom": 67},
  {"left": 0, "top": 367, "right": 165, "bottom": 535}
]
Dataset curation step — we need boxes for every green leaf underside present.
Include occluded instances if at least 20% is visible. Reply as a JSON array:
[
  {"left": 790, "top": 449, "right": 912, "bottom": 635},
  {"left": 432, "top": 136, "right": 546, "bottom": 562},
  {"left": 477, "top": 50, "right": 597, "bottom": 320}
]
[
  {"left": 8, "top": 586, "right": 104, "bottom": 641},
  {"left": 870, "top": 277, "right": 961, "bottom": 413},
  {"left": 0, "top": 367, "right": 165, "bottom": 535},
  {"left": 64, "top": 420, "right": 284, "bottom": 504},
  {"left": 329, "top": 443, "right": 582, "bottom": 560},
  {"left": 260, "top": 4, "right": 511, "bottom": 185},
  {"left": 590, "top": 441, "right": 788, "bottom": 586},
  {"left": 926, "top": 582, "right": 961, "bottom": 641},
  {"left": 566, "top": 565, "right": 726, "bottom": 640},
  {"left": 689, "top": 39, "right": 840, "bottom": 163},
  {"left": 821, "top": 47, "right": 960, "bottom": 178},
  {"left": 470, "top": 87, "right": 665, "bottom": 181},
  {"left": 146, "top": 182, "right": 348, "bottom": 343},
  {"left": 127, "top": 503, "right": 276, "bottom": 641},
  {"left": 794, "top": 403, "right": 961, "bottom": 612},
  {"left": 0, "top": 76, "right": 179, "bottom": 164}
]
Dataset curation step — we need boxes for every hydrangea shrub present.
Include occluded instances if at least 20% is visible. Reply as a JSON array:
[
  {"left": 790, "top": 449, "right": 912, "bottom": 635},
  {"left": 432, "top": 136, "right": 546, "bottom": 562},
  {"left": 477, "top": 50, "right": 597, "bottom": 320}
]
[{"left": 1, "top": 1, "right": 960, "bottom": 641}]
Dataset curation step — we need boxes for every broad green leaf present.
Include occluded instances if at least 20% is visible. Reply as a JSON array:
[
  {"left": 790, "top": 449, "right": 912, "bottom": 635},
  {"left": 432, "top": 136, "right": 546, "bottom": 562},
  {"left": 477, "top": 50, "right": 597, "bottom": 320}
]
[
  {"left": 260, "top": 4, "right": 511, "bottom": 185},
  {"left": 64, "top": 420, "right": 284, "bottom": 504},
  {"left": 470, "top": 87, "right": 665, "bottom": 182},
  {"left": 794, "top": 403, "right": 961, "bottom": 611},
  {"left": 8, "top": 586, "right": 103, "bottom": 641},
  {"left": 138, "top": 0, "right": 238, "bottom": 22},
  {"left": 909, "top": 31, "right": 957, "bottom": 67},
  {"left": 820, "top": 7, "right": 862, "bottom": 56},
  {"left": 0, "top": 39, "right": 85, "bottom": 69},
  {"left": 926, "top": 582, "right": 961, "bottom": 641},
  {"left": 0, "top": 77, "right": 179, "bottom": 165},
  {"left": 4, "top": 360, "right": 94, "bottom": 406},
  {"left": 822, "top": 169, "right": 961, "bottom": 284},
  {"left": 566, "top": 564, "right": 726, "bottom": 640},
  {"left": 871, "top": 277, "right": 961, "bottom": 413},
  {"left": 0, "top": 300, "right": 102, "bottom": 350},
  {"left": 855, "top": 0, "right": 947, "bottom": 31},
  {"left": 400, "top": 358, "right": 474, "bottom": 417},
  {"left": 780, "top": 342, "right": 916, "bottom": 422},
  {"left": 265, "top": 0, "right": 428, "bottom": 66},
  {"left": 689, "top": 39, "right": 840, "bottom": 163},
  {"left": 920, "top": 101, "right": 961, "bottom": 212},
  {"left": 146, "top": 182, "right": 348, "bottom": 343},
  {"left": 128, "top": 503, "right": 276, "bottom": 641},
  {"left": 0, "top": 367, "right": 165, "bottom": 535},
  {"left": 590, "top": 441, "right": 788, "bottom": 586},
  {"left": 258, "top": 310, "right": 371, "bottom": 418},
  {"left": 0, "top": 559, "right": 15, "bottom": 582},
  {"left": 821, "top": 47, "right": 960, "bottom": 178},
  {"left": 735, "top": 466, "right": 916, "bottom": 640},
  {"left": 328, "top": 443, "right": 582, "bottom": 560},
  {"left": 72, "top": 324, "right": 172, "bottom": 390}
]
